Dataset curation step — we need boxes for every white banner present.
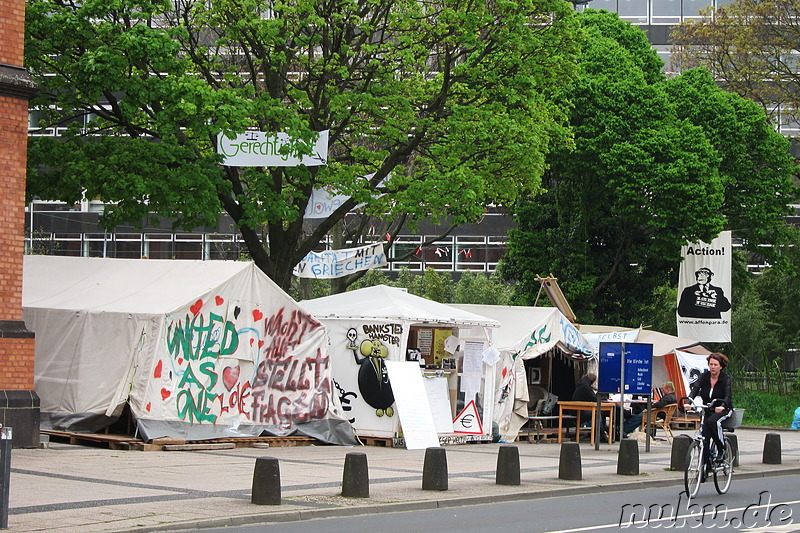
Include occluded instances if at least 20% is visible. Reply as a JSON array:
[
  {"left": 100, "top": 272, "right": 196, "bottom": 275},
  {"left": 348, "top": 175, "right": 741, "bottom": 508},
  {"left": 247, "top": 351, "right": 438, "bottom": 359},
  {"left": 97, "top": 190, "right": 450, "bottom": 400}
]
[
  {"left": 293, "top": 242, "right": 387, "bottom": 279},
  {"left": 674, "top": 349, "right": 709, "bottom": 397},
  {"left": 676, "top": 231, "right": 732, "bottom": 342},
  {"left": 304, "top": 186, "right": 351, "bottom": 219},
  {"left": 217, "top": 130, "right": 328, "bottom": 167}
]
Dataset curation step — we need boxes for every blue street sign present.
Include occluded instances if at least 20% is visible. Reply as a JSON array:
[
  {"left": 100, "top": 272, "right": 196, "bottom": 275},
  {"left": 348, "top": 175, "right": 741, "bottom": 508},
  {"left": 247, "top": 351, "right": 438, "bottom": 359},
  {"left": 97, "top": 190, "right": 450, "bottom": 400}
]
[{"left": 598, "top": 342, "right": 653, "bottom": 394}]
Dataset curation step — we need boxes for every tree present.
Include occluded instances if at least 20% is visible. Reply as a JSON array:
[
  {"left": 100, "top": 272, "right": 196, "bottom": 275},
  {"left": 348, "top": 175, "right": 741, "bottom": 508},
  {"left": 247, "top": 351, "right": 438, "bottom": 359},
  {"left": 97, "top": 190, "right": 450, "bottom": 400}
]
[
  {"left": 670, "top": 0, "right": 800, "bottom": 128},
  {"left": 25, "top": 0, "right": 581, "bottom": 291},
  {"left": 499, "top": 10, "right": 798, "bottom": 325}
]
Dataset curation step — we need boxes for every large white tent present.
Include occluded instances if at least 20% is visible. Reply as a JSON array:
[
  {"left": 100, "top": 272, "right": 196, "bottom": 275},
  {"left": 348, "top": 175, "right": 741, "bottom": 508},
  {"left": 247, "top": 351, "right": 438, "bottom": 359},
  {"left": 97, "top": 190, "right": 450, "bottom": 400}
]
[
  {"left": 23, "top": 255, "right": 357, "bottom": 445},
  {"left": 451, "top": 304, "right": 596, "bottom": 442},
  {"left": 302, "top": 286, "right": 500, "bottom": 443}
]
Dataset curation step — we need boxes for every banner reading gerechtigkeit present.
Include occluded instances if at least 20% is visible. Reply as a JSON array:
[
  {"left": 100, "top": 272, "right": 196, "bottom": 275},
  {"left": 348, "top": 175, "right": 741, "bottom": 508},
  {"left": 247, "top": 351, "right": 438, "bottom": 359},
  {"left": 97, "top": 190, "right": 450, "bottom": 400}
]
[{"left": 676, "top": 231, "right": 732, "bottom": 342}]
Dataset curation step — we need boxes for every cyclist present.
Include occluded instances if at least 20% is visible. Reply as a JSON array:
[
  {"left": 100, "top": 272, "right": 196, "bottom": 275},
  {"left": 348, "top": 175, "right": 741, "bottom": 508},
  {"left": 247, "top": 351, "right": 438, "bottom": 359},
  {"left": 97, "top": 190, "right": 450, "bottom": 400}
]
[{"left": 683, "top": 352, "right": 733, "bottom": 463}]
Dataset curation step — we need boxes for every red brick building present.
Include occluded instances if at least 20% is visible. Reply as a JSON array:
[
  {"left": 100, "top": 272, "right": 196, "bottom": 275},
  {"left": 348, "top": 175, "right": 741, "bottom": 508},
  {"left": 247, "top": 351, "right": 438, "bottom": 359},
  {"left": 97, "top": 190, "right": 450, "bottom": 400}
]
[{"left": 0, "top": 0, "right": 39, "bottom": 447}]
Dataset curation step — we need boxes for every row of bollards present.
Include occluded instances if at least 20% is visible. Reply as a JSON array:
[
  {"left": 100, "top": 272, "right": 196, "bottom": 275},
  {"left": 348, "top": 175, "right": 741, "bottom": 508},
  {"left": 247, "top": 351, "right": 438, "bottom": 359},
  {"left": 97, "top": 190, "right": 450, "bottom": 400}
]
[
  {"left": 251, "top": 433, "right": 787, "bottom": 505},
  {"left": 251, "top": 445, "right": 522, "bottom": 505}
]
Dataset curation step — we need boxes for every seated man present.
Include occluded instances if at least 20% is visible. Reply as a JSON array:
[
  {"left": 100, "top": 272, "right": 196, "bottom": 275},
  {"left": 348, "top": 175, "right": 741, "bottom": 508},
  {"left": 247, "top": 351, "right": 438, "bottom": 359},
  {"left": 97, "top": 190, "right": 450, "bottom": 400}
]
[
  {"left": 571, "top": 373, "right": 608, "bottom": 441},
  {"left": 623, "top": 381, "right": 677, "bottom": 437}
]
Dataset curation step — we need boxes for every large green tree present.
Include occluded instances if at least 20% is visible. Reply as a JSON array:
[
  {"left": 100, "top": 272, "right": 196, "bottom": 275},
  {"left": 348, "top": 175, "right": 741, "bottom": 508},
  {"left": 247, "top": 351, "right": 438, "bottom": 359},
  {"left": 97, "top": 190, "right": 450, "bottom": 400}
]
[
  {"left": 500, "top": 10, "right": 798, "bottom": 325},
  {"left": 25, "top": 0, "right": 580, "bottom": 291}
]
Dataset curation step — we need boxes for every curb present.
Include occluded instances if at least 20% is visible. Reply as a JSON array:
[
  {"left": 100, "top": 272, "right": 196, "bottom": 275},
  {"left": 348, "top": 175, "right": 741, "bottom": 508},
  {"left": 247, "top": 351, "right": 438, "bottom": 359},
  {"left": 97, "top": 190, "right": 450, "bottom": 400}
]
[{"left": 122, "top": 466, "right": 800, "bottom": 533}]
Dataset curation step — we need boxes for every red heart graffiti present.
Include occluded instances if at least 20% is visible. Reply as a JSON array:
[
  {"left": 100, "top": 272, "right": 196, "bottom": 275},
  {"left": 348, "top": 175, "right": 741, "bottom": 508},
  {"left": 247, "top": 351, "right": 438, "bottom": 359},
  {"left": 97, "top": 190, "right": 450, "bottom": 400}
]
[
  {"left": 146, "top": 402, "right": 152, "bottom": 412},
  {"left": 177, "top": 358, "right": 183, "bottom": 365},
  {"left": 258, "top": 340, "right": 264, "bottom": 348},
  {"left": 161, "top": 388, "right": 171, "bottom": 400},
  {"left": 249, "top": 338, "right": 255, "bottom": 346},
  {"left": 222, "top": 365, "right": 241, "bottom": 391},
  {"left": 190, "top": 299, "right": 203, "bottom": 315},
  {"left": 252, "top": 309, "right": 263, "bottom": 321},
  {"left": 215, "top": 295, "right": 224, "bottom": 306},
  {"left": 153, "top": 360, "right": 162, "bottom": 379}
]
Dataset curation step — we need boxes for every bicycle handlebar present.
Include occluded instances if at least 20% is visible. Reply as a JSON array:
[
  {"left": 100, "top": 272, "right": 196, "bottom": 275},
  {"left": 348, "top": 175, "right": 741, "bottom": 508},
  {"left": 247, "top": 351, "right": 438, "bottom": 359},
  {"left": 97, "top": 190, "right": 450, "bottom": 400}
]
[{"left": 679, "top": 396, "right": 724, "bottom": 412}]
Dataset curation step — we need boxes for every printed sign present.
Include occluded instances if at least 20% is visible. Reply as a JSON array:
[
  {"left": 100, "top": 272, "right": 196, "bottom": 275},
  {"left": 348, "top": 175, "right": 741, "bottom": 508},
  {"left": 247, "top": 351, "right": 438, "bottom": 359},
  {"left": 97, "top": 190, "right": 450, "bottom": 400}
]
[
  {"left": 217, "top": 130, "right": 328, "bottom": 167},
  {"left": 293, "top": 242, "right": 387, "bottom": 279},
  {"left": 453, "top": 400, "right": 484, "bottom": 435},
  {"left": 677, "top": 231, "right": 732, "bottom": 342},
  {"left": 598, "top": 342, "right": 653, "bottom": 395}
]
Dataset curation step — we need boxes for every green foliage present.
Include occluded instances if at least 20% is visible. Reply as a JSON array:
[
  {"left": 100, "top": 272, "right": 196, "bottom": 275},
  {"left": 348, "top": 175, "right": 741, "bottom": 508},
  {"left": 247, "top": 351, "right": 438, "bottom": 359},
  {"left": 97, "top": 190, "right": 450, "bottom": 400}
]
[
  {"left": 735, "top": 389, "right": 800, "bottom": 427},
  {"left": 500, "top": 9, "right": 799, "bottom": 326},
  {"left": 25, "top": 0, "right": 582, "bottom": 290}
]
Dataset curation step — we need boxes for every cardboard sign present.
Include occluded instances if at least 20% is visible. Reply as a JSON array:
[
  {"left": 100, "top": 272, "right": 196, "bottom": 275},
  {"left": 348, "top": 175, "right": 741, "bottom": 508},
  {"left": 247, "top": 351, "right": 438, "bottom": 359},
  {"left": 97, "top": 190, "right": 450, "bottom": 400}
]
[{"left": 384, "top": 361, "right": 440, "bottom": 449}]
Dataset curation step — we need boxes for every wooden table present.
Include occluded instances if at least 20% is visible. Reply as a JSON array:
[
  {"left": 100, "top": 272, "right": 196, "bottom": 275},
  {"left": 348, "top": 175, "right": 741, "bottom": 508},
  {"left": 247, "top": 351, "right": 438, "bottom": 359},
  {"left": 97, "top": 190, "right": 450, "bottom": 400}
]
[{"left": 557, "top": 401, "right": 615, "bottom": 445}]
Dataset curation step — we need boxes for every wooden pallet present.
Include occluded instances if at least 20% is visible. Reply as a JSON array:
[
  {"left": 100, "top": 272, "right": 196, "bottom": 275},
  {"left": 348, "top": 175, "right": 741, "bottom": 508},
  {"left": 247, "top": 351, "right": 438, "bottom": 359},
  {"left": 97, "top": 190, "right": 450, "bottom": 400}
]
[
  {"left": 671, "top": 417, "right": 701, "bottom": 431},
  {"left": 359, "top": 435, "right": 394, "bottom": 447},
  {"left": 42, "top": 430, "right": 320, "bottom": 451}
]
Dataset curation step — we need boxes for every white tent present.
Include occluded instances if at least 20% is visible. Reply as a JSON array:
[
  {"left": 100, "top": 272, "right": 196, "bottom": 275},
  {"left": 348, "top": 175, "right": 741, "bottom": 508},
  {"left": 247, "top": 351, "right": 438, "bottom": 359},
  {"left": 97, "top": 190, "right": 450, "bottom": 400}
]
[
  {"left": 451, "top": 304, "right": 596, "bottom": 442},
  {"left": 302, "top": 286, "right": 499, "bottom": 442},
  {"left": 23, "top": 255, "right": 357, "bottom": 445}
]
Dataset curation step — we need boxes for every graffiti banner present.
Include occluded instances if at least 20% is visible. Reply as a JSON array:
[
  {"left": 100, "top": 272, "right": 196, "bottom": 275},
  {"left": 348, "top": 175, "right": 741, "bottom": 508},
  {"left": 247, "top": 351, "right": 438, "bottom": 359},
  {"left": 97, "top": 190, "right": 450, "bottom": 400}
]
[
  {"left": 676, "top": 231, "right": 732, "bottom": 342},
  {"left": 293, "top": 242, "right": 387, "bottom": 279},
  {"left": 217, "top": 130, "right": 328, "bottom": 167}
]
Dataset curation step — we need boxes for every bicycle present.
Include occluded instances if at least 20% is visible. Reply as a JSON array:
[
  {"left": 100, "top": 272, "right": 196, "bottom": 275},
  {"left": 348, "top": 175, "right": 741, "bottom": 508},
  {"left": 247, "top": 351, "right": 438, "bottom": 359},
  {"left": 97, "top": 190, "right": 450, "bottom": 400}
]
[{"left": 680, "top": 396, "right": 735, "bottom": 498}]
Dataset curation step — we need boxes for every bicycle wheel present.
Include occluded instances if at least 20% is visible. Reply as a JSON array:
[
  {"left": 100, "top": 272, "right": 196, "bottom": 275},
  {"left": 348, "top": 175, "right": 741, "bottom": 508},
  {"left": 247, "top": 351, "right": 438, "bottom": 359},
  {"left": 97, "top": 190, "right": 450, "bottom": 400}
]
[
  {"left": 714, "top": 438, "right": 734, "bottom": 494},
  {"left": 684, "top": 440, "right": 703, "bottom": 498}
]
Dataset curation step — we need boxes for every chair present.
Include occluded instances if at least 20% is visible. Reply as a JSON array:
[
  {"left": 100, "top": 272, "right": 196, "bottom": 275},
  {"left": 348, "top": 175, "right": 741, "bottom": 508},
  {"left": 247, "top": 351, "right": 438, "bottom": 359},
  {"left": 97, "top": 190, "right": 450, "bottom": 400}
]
[{"left": 640, "top": 403, "right": 678, "bottom": 443}]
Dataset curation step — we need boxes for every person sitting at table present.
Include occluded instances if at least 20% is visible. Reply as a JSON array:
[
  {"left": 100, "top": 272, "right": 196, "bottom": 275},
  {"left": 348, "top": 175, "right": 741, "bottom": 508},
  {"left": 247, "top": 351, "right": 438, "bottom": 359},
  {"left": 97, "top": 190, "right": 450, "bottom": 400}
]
[
  {"left": 622, "top": 381, "right": 677, "bottom": 437},
  {"left": 571, "top": 373, "right": 608, "bottom": 442}
]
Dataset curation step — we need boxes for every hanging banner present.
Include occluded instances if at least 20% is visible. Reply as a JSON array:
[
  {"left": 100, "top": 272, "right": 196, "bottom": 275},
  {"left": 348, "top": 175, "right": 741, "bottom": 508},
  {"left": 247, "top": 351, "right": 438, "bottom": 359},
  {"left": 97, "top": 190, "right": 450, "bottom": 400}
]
[
  {"left": 217, "top": 130, "right": 328, "bottom": 167},
  {"left": 676, "top": 231, "right": 732, "bottom": 342},
  {"left": 674, "top": 349, "right": 709, "bottom": 397},
  {"left": 293, "top": 242, "right": 387, "bottom": 279}
]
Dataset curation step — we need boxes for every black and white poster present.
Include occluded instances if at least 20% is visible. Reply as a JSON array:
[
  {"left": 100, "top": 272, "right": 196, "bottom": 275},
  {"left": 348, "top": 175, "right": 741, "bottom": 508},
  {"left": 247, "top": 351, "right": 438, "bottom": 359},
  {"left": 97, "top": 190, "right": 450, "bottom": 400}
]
[{"left": 676, "top": 231, "right": 732, "bottom": 342}]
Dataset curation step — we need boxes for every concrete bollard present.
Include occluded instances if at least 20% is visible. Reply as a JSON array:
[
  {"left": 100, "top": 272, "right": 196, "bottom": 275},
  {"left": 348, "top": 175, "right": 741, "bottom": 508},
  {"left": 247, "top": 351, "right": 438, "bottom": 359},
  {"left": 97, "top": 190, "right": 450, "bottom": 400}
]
[
  {"left": 617, "top": 438, "right": 639, "bottom": 476},
  {"left": 341, "top": 452, "right": 370, "bottom": 498},
  {"left": 251, "top": 457, "right": 281, "bottom": 505},
  {"left": 422, "top": 447, "right": 448, "bottom": 491},
  {"left": 763, "top": 433, "right": 781, "bottom": 465},
  {"left": 670, "top": 434, "right": 693, "bottom": 471},
  {"left": 558, "top": 441, "right": 582, "bottom": 481},
  {"left": 726, "top": 434, "right": 739, "bottom": 467},
  {"left": 496, "top": 445, "right": 521, "bottom": 486}
]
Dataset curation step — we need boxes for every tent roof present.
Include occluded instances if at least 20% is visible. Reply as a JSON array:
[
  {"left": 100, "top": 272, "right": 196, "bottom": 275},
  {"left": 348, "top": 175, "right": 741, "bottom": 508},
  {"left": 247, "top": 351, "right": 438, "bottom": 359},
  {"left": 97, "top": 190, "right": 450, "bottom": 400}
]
[
  {"left": 577, "top": 324, "right": 711, "bottom": 357},
  {"left": 451, "top": 303, "right": 595, "bottom": 358},
  {"left": 23, "top": 255, "right": 263, "bottom": 314},
  {"left": 301, "top": 285, "right": 499, "bottom": 328},
  {"left": 449, "top": 304, "right": 559, "bottom": 348}
]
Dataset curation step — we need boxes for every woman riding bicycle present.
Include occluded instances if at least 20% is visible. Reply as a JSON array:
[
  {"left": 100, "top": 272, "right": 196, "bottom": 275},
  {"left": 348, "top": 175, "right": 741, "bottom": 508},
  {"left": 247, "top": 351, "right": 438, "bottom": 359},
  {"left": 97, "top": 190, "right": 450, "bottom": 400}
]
[{"left": 684, "top": 352, "right": 733, "bottom": 463}]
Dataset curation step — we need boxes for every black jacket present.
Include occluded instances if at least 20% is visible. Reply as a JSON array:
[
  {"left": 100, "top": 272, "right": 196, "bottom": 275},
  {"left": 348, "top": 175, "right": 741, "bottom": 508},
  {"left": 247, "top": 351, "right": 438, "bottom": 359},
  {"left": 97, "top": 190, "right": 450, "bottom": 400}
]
[
  {"left": 688, "top": 370, "right": 733, "bottom": 411},
  {"left": 571, "top": 376, "right": 598, "bottom": 403}
]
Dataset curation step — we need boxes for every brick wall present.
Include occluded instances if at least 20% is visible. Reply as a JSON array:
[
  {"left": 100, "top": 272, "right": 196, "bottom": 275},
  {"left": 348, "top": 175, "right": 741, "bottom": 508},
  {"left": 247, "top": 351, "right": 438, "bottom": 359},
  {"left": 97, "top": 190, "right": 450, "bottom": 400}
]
[
  {"left": 0, "top": 338, "right": 35, "bottom": 390},
  {"left": 0, "top": 96, "right": 27, "bottom": 324},
  {"left": 0, "top": 0, "right": 25, "bottom": 65}
]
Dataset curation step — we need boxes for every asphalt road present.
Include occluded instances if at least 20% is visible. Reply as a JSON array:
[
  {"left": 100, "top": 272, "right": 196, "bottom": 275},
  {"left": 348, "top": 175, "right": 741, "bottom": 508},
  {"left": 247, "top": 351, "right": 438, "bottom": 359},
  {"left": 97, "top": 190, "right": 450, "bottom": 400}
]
[{"left": 175, "top": 472, "right": 800, "bottom": 533}]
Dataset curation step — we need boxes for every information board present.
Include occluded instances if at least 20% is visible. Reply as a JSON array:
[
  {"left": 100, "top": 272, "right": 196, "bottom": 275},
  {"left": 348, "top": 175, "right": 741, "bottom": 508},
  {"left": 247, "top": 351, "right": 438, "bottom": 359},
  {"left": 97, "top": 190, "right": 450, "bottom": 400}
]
[{"left": 598, "top": 342, "right": 653, "bottom": 395}]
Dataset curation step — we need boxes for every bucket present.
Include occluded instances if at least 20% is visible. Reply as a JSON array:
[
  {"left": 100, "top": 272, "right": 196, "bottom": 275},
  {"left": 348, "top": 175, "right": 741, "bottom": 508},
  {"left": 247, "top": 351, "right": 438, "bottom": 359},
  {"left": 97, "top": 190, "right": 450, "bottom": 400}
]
[{"left": 722, "top": 408, "right": 744, "bottom": 429}]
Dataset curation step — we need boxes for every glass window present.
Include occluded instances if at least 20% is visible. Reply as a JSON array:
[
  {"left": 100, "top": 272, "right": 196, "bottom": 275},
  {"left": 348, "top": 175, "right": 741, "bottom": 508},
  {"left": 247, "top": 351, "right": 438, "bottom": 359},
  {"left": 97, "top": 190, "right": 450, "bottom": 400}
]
[
  {"left": 588, "top": 0, "right": 617, "bottom": 12},
  {"left": 652, "top": 0, "right": 681, "bottom": 23},
  {"left": 683, "top": 0, "right": 713, "bottom": 17},
  {"left": 617, "top": 0, "right": 648, "bottom": 23}
]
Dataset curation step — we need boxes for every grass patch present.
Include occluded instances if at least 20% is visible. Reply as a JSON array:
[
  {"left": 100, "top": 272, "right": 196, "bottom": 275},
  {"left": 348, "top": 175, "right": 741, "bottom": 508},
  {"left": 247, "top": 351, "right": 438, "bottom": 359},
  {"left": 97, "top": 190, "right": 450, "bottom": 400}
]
[{"left": 735, "top": 390, "right": 800, "bottom": 427}]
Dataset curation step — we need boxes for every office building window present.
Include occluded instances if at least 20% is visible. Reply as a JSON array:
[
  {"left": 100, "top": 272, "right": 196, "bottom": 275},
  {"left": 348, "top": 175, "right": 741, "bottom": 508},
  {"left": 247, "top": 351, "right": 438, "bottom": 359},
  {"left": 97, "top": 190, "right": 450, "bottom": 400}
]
[
  {"left": 617, "top": 0, "right": 648, "bottom": 23},
  {"left": 651, "top": 0, "right": 681, "bottom": 24}
]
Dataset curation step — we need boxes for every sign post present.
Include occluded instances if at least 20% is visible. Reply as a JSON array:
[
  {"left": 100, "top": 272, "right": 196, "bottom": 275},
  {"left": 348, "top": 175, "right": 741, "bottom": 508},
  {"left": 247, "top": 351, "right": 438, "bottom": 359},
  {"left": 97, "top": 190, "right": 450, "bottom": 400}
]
[{"left": 598, "top": 342, "right": 653, "bottom": 445}]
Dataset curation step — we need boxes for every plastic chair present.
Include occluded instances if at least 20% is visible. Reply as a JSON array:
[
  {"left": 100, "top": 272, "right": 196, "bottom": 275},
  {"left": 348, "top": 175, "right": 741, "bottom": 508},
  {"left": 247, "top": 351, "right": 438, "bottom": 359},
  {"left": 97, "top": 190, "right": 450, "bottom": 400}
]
[{"left": 640, "top": 403, "right": 678, "bottom": 443}]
